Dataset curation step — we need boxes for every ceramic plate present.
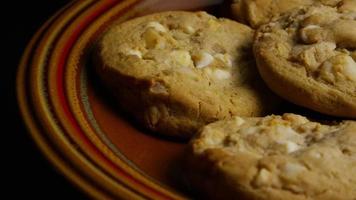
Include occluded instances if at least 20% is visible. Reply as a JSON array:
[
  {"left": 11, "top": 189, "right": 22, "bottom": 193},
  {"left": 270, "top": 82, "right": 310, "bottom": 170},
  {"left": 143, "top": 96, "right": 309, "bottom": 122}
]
[{"left": 17, "top": 0, "right": 225, "bottom": 199}]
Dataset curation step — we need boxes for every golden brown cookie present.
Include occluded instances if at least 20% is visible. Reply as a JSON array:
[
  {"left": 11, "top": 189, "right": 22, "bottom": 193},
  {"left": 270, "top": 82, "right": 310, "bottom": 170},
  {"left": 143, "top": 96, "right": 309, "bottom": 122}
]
[
  {"left": 94, "top": 11, "right": 279, "bottom": 138},
  {"left": 231, "top": 0, "right": 355, "bottom": 28},
  {"left": 254, "top": 5, "right": 356, "bottom": 118},
  {"left": 185, "top": 113, "right": 356, "bottom": 199}
]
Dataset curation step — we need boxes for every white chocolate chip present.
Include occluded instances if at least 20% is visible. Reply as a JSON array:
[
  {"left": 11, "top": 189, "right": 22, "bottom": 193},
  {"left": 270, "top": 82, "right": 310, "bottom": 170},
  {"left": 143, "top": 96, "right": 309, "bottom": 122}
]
[
  {"left": 203, "top": 137, "right": 217, "bottom": 146},
  {"left": 208, "top": 18, "right": 219, "bottom": 29},
  {"left": 143, "top": 29, "right": 165, "bottom": 49},
  {"left": 276, "top": 141, "right": 300, "bottom": 153},
  {"left": 283, "top": 163, "right": 306, "bottom": 176},
  {"left": 301, "top": 24, "right": 320, "bottom": 31},
  {"left": 215, "top": 53, "right": 233, "bottom": 68},
  {"left": 254, "top": 168, "right": 271, "bottom": 187},
  {"left": 323, "top": 42, "right": 336, "bottom": 51},
  {"left": 193, "top": 52, "right": 214, "bottom": 69},
  {"left": 292, "top": 42, "right": 336, "bottom": 70},
  {"left": 147, "top": 106, "right": 160, "bottom": 126},
  {"left": 170, "top": 50, "right": 193, "bottom": 67},
  {"left": 150, "top": 82, "right": 168, "bottom": 95},
  {"left": 146, "top": 21, "right": 166, "bottom": 32},
  {"left": 275, "top": 125, "right": 301, "bottom": 141},
  {"left": 183, "top": 25, "right": 195, "bottom": 34},
  {"left": 240, "top": 126, "right": 261, "bottom": 136},
  {"left": 176, "top": 66, "right": 196, "bottom": 77},
  {"left": 233, "top": 116, "right": 245, "bottom": 126},
  {"left": 263, "top": 32, "right": 272, "bottom": 38},
  {"left": 213, "top": 69, "right": 231, "bottom": 80},
  {"left": 320, "top": 54, "right": 356, "bottom": 82},
  {"left": 343, "top": 55, "right": 356, "bottom": 81},
  {"left": 300, "top": 25, "right": 322, "bottom": 43},
  {"left": 309, "top": 151, "right": 322, "bottom": 159},
  {"left": 321, "top": 60, "right": 333, "bottom": 73},
  {"left": 126, "top": 49, "right": 142, "bottom": 58},
  {"left": 200, "top": 127, "right": 225, "bottom": 147}
]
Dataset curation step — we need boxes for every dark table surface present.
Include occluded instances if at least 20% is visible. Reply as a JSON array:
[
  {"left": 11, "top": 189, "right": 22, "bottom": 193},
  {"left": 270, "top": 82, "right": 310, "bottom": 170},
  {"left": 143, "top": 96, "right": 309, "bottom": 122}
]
[{"left": 5, "top": 1, "right": 87, "bottom": 199}]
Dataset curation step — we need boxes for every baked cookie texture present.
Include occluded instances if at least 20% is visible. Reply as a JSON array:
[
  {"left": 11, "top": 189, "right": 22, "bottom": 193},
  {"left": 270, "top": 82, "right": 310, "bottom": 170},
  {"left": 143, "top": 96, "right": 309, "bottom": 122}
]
[
  {"left": 231, "top": 0, "right": 355, "bottom": 28},
  {"left": 254, "top": 4, "right": 356, "bottom": 118},
  {"left": 185, "top": 113, "right": 356, "bottom": 200},
  {"left": 94, "top": 11, "right": 279, "bottom": 138}
]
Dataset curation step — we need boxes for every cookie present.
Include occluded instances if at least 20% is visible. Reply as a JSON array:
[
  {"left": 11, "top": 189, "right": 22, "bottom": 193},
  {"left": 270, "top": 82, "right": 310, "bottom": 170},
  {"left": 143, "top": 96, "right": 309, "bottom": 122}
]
[
  {"left": 254, "top": 5, "right": 356, "bottom": 118},
  {"left": 231, "top": 0, "right": 355, "bottom": 28},
  {"left": 185, "top": 113, "right": 356, "bottom": 200},
  {"left": 94, "top": 11, "right": 279, "bottom": 138}
]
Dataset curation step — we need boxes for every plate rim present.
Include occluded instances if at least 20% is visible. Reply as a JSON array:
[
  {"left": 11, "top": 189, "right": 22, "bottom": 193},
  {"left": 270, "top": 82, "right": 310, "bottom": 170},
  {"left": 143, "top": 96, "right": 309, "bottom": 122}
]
[{"left": 16, "top": 0, "right": 186, "bottom": 199}]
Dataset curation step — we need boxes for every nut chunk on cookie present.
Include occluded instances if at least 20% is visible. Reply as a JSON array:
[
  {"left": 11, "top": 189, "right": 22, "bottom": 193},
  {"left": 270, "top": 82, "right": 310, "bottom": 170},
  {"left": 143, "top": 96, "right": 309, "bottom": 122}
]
[
  {"left": 254, "top": 5, "right": 356, "bottom": 118},
  {"left": 94, "top": 11, "right": 279, "bottom": 138},
  {"left": 185, "top": 113, "right": 356, "bottom": 200}
]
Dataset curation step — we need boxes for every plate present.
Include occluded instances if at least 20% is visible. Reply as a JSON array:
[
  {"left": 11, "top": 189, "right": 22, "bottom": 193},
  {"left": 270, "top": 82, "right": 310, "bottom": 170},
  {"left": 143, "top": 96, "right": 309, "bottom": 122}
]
[{"left": 17, "top": 0, "right": 224, "bottom": 199}]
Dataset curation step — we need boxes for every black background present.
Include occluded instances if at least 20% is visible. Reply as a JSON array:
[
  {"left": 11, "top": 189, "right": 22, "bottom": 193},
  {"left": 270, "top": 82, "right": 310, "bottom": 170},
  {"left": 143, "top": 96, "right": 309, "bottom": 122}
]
[{"left": 4, "top": 1, "right": 87, "bottom": 199}]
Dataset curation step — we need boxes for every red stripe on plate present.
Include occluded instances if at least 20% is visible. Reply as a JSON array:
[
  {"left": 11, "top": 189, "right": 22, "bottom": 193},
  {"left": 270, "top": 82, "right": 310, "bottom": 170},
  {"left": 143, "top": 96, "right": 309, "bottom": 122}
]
[{"left": 55, "top": 0, "right": 174, "bottom": 199}]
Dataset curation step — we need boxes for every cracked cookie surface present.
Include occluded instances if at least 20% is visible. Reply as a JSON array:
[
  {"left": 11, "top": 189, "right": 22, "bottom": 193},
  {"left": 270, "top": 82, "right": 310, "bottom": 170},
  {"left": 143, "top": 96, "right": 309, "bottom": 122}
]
[
  {"left": 185, "top": 113, "right": 356, "bottom": 200},
  {"left": 94, "top": 11, "right": 278, "bottom": 138},
  {"left": 254, "top": 5, "right": 356, "bottom": 118}
]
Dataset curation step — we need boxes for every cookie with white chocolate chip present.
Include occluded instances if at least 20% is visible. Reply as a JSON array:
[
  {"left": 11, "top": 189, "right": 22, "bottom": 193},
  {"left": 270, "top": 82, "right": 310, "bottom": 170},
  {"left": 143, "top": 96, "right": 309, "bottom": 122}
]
[
  {"left": 94, "top": 11, "right": 279, "bottom": 138},
  {"left": 231, "top": 0, "right": 356, "bottom": 28},
  {"left": 254, "top": 5, "right": 356, "bottom": 118},
  {"left": 185, "top": 113, "right": 356, "bottom": 200}
]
